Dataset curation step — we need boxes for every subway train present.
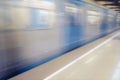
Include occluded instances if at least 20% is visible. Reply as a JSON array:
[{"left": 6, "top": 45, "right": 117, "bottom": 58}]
[{"left": 0, "top": 0, "right": 120, "bottom": 79}]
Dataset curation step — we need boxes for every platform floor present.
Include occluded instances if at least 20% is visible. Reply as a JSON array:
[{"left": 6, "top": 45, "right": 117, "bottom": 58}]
[
  {"left": 45, "top": 32, "right": 120, "bottom": 80},
  {"left": 10, "top": 31, "right": 120, "bottom": 80}
]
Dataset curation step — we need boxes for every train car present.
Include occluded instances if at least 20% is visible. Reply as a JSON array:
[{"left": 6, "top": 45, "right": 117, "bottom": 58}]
[{"left": 0, "top": 0, "right": 120, "bottom": 79}]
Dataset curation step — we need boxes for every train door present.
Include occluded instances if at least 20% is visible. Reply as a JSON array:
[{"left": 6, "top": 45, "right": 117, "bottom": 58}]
[
  {"left": 84, "top": 5, "right": 102, "bottom": 41},
  {"left": 117, "top": 16, "right": 120, "bottom": 29},
  {"left": 107, "top": 14, "right": 114, "bottom": 33},
  {"left": 100, "top": 10, "right": 108, "bottom": 35},
  {"left": 64, "top": 2, "right": 83, "bottom": 50},
  {"left": 112, "top": 13, "right": 118, "bottom": 30}
]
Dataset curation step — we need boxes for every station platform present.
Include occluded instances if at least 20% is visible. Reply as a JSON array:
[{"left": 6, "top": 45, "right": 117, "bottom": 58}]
[{"left": 9, "top": 30, "right": 120, "bottom": 80}]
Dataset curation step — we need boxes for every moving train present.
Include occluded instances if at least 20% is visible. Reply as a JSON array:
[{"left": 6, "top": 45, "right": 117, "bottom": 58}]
[{"left": 0, "top": 0, "right": 120, "bottom": 79}]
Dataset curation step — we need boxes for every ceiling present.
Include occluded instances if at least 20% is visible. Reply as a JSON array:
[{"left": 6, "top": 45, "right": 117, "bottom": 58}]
[
  {"left": 70, "top": 0, "right": 120, "bottom": 13},
  {"left": 93, "top": 0, "right": 120, "bottom": 13}
]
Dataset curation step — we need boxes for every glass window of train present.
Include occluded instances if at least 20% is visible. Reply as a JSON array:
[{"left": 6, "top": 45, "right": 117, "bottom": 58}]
[
  {"left": 30, "top": 9, "right": 55, "bottom": 29},
  {"left": 19, "top": 0, "right": 54, "bottom": 2},
  {"left": 65, "top": 4, "right": 78, "bottom": 25},
  {"left": 0, "top": 7, "right": 14, "bottom": 29},
  {"left": 65, "top": 2, "right": 78, "bottom": 13},
  {"left": 87, "top": 10, "right": 101, "bottom": 26},
  {"left": 0, "top": 7, "right": 5, "bottom": 28},
  {"left": 78, "top": 8, "right": 84, "bottom": 25},
  {"left": 108, "top": 15, "right": 114, "bottom": 25},
  {"left": 15, "top": 0, "right": 56, "bottom": 9}
]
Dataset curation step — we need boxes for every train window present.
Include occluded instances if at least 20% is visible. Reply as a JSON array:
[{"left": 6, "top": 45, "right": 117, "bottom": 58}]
[
  {"left": 7, "top": 0, "right": 56, "bottom": 11},
  {"left": 65, "top": 3, "right": 79, "bottom": 26},
  {"left": 0, "top": 0, "right": 56, "bottom": 30},
  {"left": 65, "top": 6, "right": 77, "bottom": 13},
  {"left": 116, "top": 17, "right": 119, "bottom": 27},
  {"left": 87, "top": 10, "right": 101, "bottom": 26},
  {"left": 0, "top": 7, "right": 16, "bottom": 29},
  {"left": 16, "top": 0, "right": 54, "bottom": 2},
  {"left": 108, "top": 15, "right": 114, "bottom": 27},
  {"left": 29, "top": 9, "right": 56, "bottom": 29},
  {"left": 0, "top": 8, "right": 5, "bottom": 28},
  {"left": 108, "top": 15, "right": 114, "bottom": 22}
]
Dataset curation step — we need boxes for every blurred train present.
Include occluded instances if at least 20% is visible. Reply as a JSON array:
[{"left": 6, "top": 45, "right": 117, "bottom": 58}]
[{"left": 0, "top": 0, "right": 120, "bottom": 79}]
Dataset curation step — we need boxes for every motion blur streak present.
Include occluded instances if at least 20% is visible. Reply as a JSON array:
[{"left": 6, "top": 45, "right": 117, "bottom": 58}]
[{"left": 0, "top": 0, "right": 120, "bottom": 79}]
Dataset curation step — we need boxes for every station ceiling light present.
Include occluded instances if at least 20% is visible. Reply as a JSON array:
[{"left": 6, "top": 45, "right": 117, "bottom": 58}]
[{"left": 89, "top": 0, "right": 120, "bottom": 13}]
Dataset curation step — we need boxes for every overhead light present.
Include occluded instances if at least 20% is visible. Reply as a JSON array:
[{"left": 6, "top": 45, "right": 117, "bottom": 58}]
[
  {"left": 96, "top": 1, "right": 113, "bottom": 5},
  {"left": 106, "top": 6, "right": 119, "bottom": 8}
]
